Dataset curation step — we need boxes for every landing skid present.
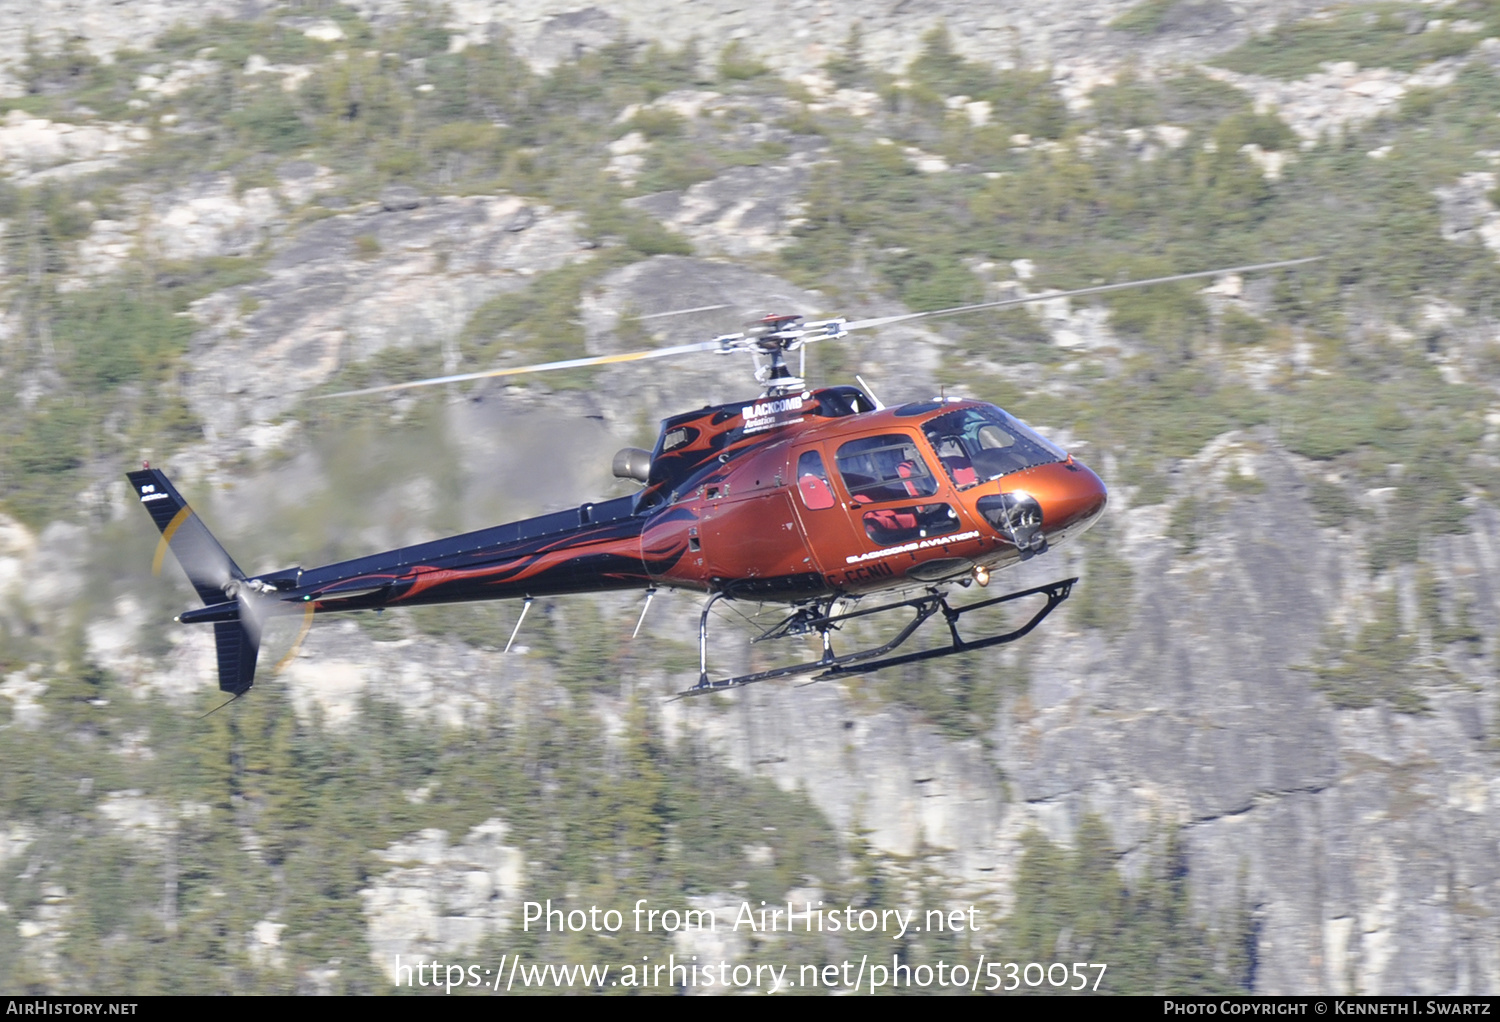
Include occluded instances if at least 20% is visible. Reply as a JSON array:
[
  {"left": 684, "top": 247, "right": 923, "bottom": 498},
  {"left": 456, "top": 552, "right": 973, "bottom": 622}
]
[{"left": 676, "top": 577, "right": 1077, "bottom": 698}]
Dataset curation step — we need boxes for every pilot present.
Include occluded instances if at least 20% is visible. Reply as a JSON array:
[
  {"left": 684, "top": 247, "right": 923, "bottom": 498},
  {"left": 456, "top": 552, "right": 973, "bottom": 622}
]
[{"left": 936, "top": 436, "right": 978, "bottom": 488}]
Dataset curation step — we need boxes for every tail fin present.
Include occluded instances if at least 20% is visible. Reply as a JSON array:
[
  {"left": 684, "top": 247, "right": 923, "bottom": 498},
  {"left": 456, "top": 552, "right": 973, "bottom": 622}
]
[
  {"left": 127, "top": 469, "right": 245, "bottom": 604},
  {"left": 212, "top": 622, "right": 259, "bottom": 698},
  {"left": 128, "top": 468, "right": 259, "bottom": 696}
]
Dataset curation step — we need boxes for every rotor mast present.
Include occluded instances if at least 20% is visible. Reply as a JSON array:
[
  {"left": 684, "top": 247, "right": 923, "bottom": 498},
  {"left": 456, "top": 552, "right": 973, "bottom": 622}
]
[{"left": 737, "top": 314, "right": 849, "bottom": 398}]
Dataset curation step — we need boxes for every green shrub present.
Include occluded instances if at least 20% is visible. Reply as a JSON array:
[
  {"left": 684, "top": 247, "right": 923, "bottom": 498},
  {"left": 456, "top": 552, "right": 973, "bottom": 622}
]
[
  {"left": 1308, "top": 479, "right": 1356, "bottom": 528},
  {"left": 20, "top": 37, "right": 101, "bottom": 96},
  {"left": 1082, "top": 367, "right": 1269, "bottom": 461},
  {"left": 907, "top": 24, "right": 998, "bottom": 100},
  {"left": 1160, "top": 68, "right": 1251, "bottom": 124},
  {"left": 633, "top": 40, "right": 707, "bottom": 99},
  {"left": 1107, "top": 277, "right": 1210, "bottom": 354},
  {"left": 1071, "top": 522, "right": 1135, "bottom": 634},
  {"left": 1213, "top": 7, "right": 1479, "bottom": 80},
  {"left": 1110, "top": 0, "right": 1184, "bottom": 35},
  {"left": 53, "top": 290, "right": 194, "bottom": 390},
  {"left": 426, "top": 119, "right": 505, "bottom": 155},
  {"left": 891, "top": 253, "right": 982, "bottom": 311},
  {"left": 633, "top": 137, "right": 720, "bottom": 193},
  {"left": 1214, "top": 111, "right": 1296, "bottom": 153},
  {"left": 584, "top": 196, "right": 693, "bottom": 256},
  {"left": 623, "top": 106, "right": 686, "bottom": 140},
  {"left": 1224, "top": 467, "right": 1266, "bottom": 494},
  {"left": 824, "top": 23, "right": 870, "bottom": 89},
  {"left": 228, "top": 91, "right": 314, "bottom": 154},
  {"left": 1400, "top": 85, "right": 1442, "bottom": 121},
  {"left": 1007, "top": 818, "right": 1251, "bottom": 993},
  {"left": 622, "top": 218, "right": 692, "bottom": 256},
  {"left": 1220, "top": 306, "right": 1268, "bottom": 346},
  {"left": 458, "top": 258, "right": 627, "bottom": 372},
  {"left": 876, "top": 651, "right": 1004, "bottom": 740},
  {"left": 1277, "top": 378, "right": 1405, "bottom": 460},
  {"left": 717, "top": 40, "right": 769, "bottom": 81},
  {"left": 991, "top": 70, "right": 1069, "bottom": 141},
  {"left": 1091, "top": 72, "right": 1165, "bottom": 129},
  {"left": 1169, "top": 494, "right": 1210, "bottom": 553},
  {"left": 1308, "top": 590, "right": 1429, "bottom": 713},
  {"left": 2, "top": 398, "right": 90, "bottom": 527}
]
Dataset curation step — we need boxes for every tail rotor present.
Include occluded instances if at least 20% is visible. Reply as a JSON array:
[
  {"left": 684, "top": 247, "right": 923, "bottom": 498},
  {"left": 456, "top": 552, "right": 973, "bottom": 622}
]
[{"left": 129, "top": 468, "right": 270, "bottom": 696}]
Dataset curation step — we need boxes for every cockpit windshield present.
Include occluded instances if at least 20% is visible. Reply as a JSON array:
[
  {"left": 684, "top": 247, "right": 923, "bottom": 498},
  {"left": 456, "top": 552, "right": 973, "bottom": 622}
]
[{"left": 922, "top": 405, "right": 1068, "bottom": 489}]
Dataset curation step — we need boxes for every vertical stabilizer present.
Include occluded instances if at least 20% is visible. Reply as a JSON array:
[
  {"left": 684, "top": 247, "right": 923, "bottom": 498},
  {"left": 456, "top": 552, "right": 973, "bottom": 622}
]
[
  {"left": 126, "top": 469, "right": 245, "bottom": 605},
  {"left": 212, "top": 622, "right": 259, "bottom": 697},
  {"left": 128, "top": 468, "right": 259, "bottom": 695}
]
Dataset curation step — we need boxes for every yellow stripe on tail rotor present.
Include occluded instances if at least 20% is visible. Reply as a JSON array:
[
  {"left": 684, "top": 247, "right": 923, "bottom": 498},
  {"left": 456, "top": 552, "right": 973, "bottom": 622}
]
[
  {"left": 151, "top": 506, "right": 194, "bottom": 577},
  {"left": 274, "top": 603, "right": 317, "bottom": 674}
]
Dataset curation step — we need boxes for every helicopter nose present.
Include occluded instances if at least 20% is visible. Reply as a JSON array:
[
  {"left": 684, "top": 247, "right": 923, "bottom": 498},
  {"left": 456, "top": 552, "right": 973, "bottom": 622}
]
[
  {"left": 974, "top": 459, "right": 1107, "bottom": 549},
  {"left": 1038, "top": 458, "right": 1108, "bottom": 539}
]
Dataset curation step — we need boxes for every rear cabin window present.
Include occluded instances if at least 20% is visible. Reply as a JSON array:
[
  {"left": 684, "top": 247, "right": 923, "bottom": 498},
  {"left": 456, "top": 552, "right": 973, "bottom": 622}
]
[
  {"left": 862, "top": 503, "right": 960, "bottom": 545},
  {"left": 835, "top": 434, "right": 939, "bottom": 504},
  {"left": 796, "top": 450, "right": 836, "bottom": 510}
]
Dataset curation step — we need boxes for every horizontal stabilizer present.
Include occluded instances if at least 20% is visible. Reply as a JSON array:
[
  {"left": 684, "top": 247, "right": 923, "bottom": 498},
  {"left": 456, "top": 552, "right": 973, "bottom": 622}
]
[{"left": 179, "top": 601, "right": 244, "bottom": 626}]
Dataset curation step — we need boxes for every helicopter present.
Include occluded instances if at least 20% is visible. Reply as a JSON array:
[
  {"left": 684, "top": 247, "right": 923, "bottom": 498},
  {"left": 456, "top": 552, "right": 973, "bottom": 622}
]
[{"left": 129, "top": 258, "right": 1316, "bottom": 700}]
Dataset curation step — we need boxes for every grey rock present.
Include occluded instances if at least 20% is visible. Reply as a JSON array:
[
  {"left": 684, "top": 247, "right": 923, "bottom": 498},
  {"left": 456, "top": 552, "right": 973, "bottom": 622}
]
[
  {"left": 380, "top": 184, "right": 424, "bottom": 212},
  {"left": 180, "top": 193, "right": 591, "bottom": 442},
  {"left": 1436, "top": 171, "right": 1498, "bottom": 243},
  {"left": 361, "top": 818, "right": 525, "bottom": 981},
  {"left": 625, "top": 150, "right": 822, "bottom": 258},
  {"left": 530, "top": 7, "right": 624, "bottom": 68},
  {"left": 501, "top": 205, "right": 535, "bottom": 232}
]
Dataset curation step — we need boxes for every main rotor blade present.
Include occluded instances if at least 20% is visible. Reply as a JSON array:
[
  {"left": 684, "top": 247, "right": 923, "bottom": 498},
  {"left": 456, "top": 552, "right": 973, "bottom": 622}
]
[
  {"left": 840, "top": 257, "right": 1322, "bottom": 333},
  {"left": 319, "top": 339, "right": 727, "bottom": 399},
  {"left": 320, "top": 258, "right": 1318, "bottom": 398},
  {"left": 632, "top": 303, "right": 732, "bottom": 320}
]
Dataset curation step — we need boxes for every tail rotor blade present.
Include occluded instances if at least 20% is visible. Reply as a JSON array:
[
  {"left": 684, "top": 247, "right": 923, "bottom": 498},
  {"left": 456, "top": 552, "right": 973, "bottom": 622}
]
[{"left": 234, "top": 588, "right": 267, "bottom": 648}]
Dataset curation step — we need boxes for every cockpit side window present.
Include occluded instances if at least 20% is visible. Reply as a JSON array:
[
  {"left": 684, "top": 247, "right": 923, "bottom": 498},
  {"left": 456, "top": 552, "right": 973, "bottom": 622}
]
[
  {"left": 835, "top": 434, "right": 939, "bottom": 504},
  {"left": 932, "top": 433, "right": 979, "bottom": 489},
  {"left": 923, "top": 407, "right": 1066, "bottom": 487}
]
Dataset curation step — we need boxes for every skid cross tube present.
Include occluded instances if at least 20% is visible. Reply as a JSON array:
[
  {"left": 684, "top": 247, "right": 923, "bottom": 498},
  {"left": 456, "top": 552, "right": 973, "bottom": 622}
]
[{"left": 677, "top": 577, "right": 1076, "bottom": 698}]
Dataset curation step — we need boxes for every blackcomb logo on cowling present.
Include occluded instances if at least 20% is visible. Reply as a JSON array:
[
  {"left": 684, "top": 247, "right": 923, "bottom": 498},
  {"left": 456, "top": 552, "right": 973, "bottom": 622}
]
[{"left": 741, "top": 394, "right": 809, "bottom": 433}]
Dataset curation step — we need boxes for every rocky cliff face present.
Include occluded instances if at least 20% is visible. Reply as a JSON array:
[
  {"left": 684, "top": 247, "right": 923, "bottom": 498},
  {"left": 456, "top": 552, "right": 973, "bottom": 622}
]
[
  {"left": 0, "top": 0, "right": 1366, "bottom": 102},
  {"left": 1, "top": 0, "right": 1497, "bottom": 998},
  {"left": 667, "top": 446, "right": 1500, "bottom": 995}
]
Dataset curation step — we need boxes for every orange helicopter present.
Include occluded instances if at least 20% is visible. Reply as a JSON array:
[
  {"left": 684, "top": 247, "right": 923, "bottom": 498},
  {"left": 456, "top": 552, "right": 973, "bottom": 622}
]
[{"left": 128, "top": 259, "right": 1314, "bottom": 699}]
